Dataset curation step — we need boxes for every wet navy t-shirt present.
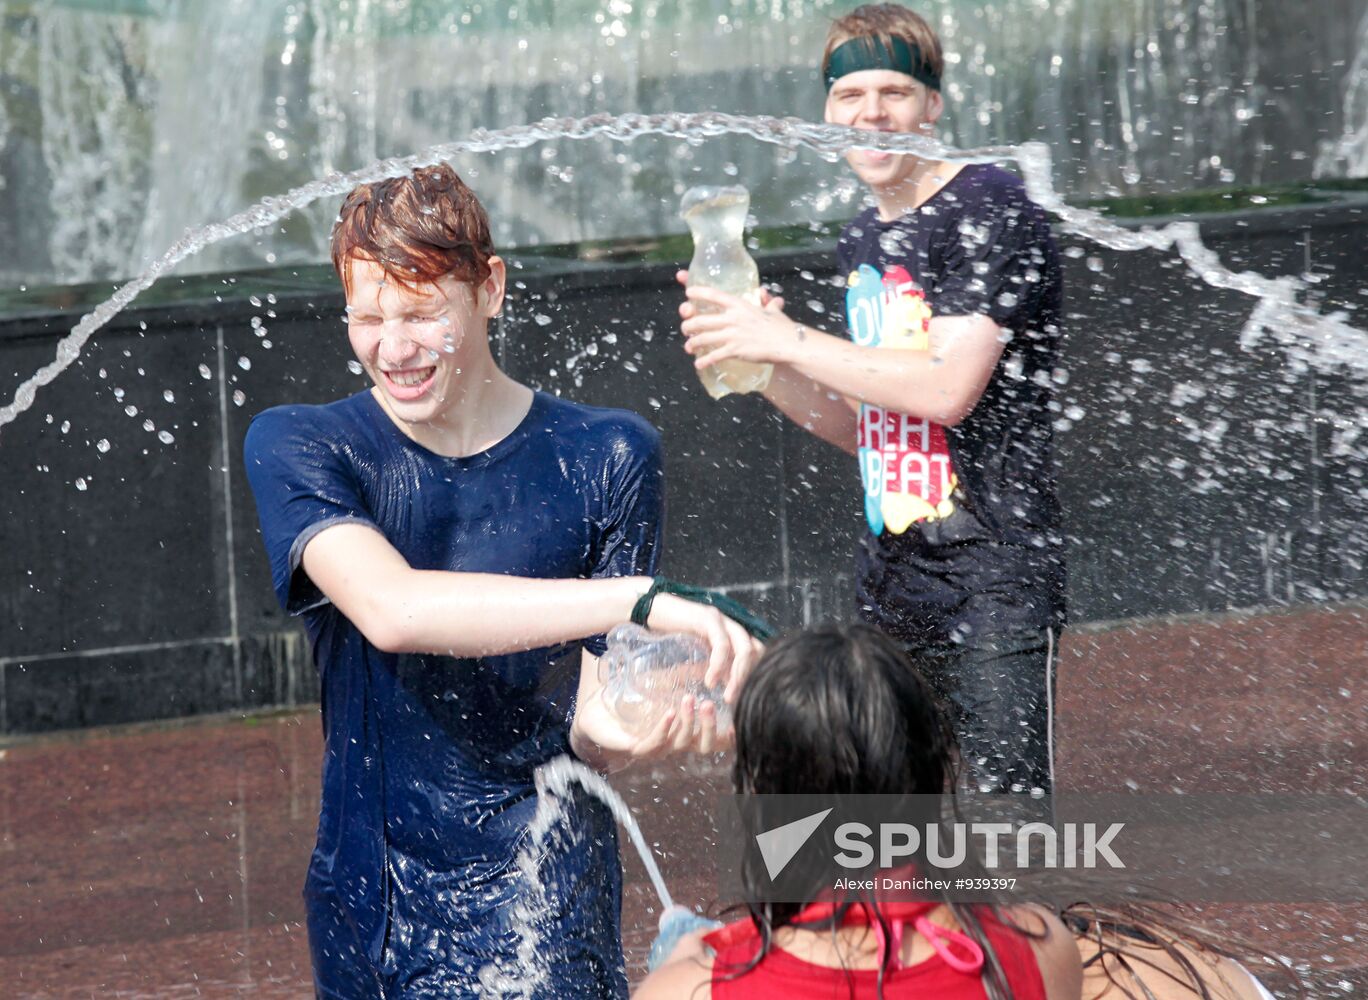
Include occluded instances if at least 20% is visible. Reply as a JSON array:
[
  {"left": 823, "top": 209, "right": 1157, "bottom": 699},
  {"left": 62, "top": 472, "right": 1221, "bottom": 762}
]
[
  {"left": 243, "top": 389, "right": 662, "bottom": 998},
  {"left": 836, "top": 164, "right": 1065, "bottom": 644}
]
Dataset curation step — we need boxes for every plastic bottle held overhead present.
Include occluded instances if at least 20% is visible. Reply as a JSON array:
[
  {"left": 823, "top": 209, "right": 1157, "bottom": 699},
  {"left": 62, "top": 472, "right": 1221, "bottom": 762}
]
[
  {"left": 680, "top": 185, "right": 774, "bottom": 400},
  {"left": 598, "top": 624, "right": 732, "bottom": 736}
]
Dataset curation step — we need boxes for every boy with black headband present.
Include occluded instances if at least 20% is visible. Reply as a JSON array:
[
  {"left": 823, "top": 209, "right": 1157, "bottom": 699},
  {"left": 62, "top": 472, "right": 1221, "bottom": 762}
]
[{"left": 676, "top": 4, "right": 1065, "bottom": 797}]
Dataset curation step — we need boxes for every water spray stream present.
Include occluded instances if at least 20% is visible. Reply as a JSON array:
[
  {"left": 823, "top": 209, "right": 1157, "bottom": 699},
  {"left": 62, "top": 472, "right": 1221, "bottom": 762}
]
[
  {"left": 479, "top": 755, "right": 674, "bottom": 998},
  {"left": 534, "top": 755, "right": 674, "bottom": 912},
  {"left": 2, "top": 111, "right": 1364, "bottom": 436}
]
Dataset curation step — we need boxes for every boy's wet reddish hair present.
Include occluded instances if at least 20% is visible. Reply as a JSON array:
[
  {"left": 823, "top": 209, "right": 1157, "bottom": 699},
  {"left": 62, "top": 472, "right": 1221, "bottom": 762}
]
[{"left": 330, "top": 164, "right": 495, "bottom": 298}]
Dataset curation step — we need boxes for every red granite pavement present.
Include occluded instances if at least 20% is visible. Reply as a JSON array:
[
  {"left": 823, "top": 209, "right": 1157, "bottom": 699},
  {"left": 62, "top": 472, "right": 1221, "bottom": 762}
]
[{"left": 1, "top": 603, "right": 1364, "bottom": 997}]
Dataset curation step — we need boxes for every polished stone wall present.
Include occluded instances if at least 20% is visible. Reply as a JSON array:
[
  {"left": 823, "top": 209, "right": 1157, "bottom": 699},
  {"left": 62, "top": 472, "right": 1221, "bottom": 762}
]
[{"left": 2, "top": 195, "right": 1366, "bottom": 734}]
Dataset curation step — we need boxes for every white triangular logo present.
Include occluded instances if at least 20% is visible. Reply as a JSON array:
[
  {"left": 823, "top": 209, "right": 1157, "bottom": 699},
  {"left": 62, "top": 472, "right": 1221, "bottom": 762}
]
[{"left": 754, "top": 808, "right": 833, "bottom": 880}]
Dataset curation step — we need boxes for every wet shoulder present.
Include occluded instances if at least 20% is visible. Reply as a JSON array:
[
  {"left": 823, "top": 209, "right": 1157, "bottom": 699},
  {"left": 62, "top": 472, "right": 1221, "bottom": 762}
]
[
  {"left": 244, "top": 393, "right": 378, "bottom": 460},
  {"left": 535, "top": 392, "right": 661, "bottom": 461}
]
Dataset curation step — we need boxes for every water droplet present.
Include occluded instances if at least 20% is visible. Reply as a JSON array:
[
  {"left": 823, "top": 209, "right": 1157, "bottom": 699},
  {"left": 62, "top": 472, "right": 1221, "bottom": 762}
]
[
  {"left": 163, "top": 390, "right": 176, "bottom": 403},
  {"left": 346, "top": 360, "right": 364, "bottom": 375},
  {"left": 158, "top": 430, "right": 175, "bottom": 444},
  {"left": 233, "top": 390, "right": 246, "bottom": 407},
  {"left": 96, "top": 439, "right": 111, "bottom": 453},
  {"left": 237, "top": 356, "right": 251, "bottom": 371},
  {"left": 60, "top": 420, "right": 71, "bottom": 434},
  {"left": 198, "top": 364, "right": 213, "bottom": 380}
]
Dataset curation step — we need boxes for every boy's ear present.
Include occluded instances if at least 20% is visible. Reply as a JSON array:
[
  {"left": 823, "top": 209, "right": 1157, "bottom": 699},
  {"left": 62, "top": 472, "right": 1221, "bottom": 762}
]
[
  {"left": 478, "top": 255, "right": 507, "bottom": 317},
  {"left": 924, "top": 88, "right": 945, "bottom": 127}
]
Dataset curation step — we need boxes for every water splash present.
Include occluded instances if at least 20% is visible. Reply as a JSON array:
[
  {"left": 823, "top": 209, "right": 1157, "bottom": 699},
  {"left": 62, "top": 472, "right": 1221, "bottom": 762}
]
[
  {"left": 1317, "top": 5, "right": 1368, "bottom": 179},
  {"left": 1, "top": 111, "right": 1365, "bottom": 436},
  {"left": 477, "top": 754, "right": 673, "bottom": 998},
  {"left": 13, "top": 0, "right": 1352, "bottom": 284}
]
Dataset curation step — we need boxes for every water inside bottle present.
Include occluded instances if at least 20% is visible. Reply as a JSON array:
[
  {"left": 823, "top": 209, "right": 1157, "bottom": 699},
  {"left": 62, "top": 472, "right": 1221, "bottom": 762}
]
[
  {"left": 681, "top": 185, "right": 774, "bottom": 399},
  {"left": 598, "top": 624, "right": 732, "bottom": 734}
]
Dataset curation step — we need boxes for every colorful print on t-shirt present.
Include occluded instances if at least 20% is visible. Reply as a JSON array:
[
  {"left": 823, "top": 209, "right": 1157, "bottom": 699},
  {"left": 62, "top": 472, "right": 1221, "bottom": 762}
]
[{"left": 847, "top": 263, "right": 959, "bottom": 536}]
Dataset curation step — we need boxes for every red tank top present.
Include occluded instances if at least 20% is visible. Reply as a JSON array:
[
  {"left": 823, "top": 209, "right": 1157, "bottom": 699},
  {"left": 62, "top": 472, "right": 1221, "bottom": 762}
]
[{"left": 705, "top": 901, "right": 1048, "bottom": 1000}]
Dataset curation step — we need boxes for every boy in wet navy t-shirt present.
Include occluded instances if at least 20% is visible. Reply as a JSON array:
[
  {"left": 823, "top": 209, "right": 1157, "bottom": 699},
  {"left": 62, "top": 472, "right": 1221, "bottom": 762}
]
[
  {"left": 676, "top": 4, "right": 1065, "bottom": 796},
  {"left": 245, "top": 165, "right": 761, "bottom": 999}
]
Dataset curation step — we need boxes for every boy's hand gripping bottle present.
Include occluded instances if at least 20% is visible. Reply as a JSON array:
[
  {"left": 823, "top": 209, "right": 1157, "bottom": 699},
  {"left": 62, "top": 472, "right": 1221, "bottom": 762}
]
[
  {"left": 598, "top": 623, "right": 733, "bottom": 736},
  {"left": 680, "top": 184, "right": 774, "bottom": 399}
]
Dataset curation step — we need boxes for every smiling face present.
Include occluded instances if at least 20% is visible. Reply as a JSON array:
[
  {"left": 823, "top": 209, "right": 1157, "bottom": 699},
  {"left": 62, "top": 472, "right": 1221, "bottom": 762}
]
[
  {"left": 824, "top": 68, "right": 944, "bottom": 197},
  {"left": 344, "top": 255, "right": 506, "bottom": 432}
]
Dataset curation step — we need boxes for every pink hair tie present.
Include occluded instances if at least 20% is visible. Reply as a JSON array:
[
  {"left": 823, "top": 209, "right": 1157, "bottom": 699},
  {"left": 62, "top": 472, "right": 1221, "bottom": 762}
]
[{"left": 914, "top": 916, "right": 985, "bottom": 975}]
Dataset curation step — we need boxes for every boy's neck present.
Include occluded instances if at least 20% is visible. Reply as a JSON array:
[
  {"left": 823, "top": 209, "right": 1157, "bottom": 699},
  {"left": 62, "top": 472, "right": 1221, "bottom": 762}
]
[
  {"left": 872, "top": 156, "right": 966, "bottom": 221},
  {"left": 377, "top": 352, "right": 534, "bottom": 458}
]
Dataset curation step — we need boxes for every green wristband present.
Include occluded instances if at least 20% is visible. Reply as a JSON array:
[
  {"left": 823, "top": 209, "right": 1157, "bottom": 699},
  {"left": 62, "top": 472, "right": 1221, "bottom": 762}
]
[{"left": 628, "top": 575, "right": 776, "bottom": 641}]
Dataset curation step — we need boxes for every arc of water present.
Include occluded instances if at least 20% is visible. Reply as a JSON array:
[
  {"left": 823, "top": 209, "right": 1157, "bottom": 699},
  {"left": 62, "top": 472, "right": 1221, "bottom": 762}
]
[
  {"left": 533, "top": 755, "right": 674, "bottom": 912},
  {"left": 2, "top": 111, "right": 1364, "bottom": 436},
  {"left": 479, "top": 755, "right": 675, "bottom": 999}
]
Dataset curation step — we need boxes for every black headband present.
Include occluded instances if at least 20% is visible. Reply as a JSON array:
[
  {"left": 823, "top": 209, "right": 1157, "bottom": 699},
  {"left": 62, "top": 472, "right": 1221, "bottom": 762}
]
[{"left": 823, "top": 35, "right": 941, "bottom": 92}]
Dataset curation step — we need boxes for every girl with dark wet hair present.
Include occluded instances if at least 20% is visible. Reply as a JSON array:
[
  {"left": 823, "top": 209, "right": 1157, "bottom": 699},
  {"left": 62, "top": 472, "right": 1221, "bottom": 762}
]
[
  {"left": 636, "top": 625, "right": 1280, "bottom": 1000},
  {"left": 636, "top": 624, "right": 1082, "bottom": 1000}
]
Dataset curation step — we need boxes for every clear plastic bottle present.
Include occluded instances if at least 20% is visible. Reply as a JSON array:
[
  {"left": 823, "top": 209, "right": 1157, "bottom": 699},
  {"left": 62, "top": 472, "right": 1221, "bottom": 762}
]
[
  {"left": 598, "top": 623, "right": 732, "bottom": 735},
  {"left": 680, "top": 185, "right": 774, "bottom": 399}
]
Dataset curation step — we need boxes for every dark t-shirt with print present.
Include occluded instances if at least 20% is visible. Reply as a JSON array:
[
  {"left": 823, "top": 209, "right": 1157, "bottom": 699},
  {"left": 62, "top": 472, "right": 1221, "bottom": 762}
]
[{"left": 835, "top": 163, "right": 1065, "bottom": 645}]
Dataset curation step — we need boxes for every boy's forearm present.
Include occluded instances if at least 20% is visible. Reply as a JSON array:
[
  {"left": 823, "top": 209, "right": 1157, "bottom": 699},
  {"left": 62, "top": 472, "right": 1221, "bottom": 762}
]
[
  {"left": 761, "top": 360, "right": 859, "bottom": 455},
  {"left": 567, "top": 723, "right": 630, "bottom": 774},
  {"left": 777, "top": 322, "right": 998, "bottom": 427},
  {"left": 380, "top": 572, "right": 648, "bottom": 656}
]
